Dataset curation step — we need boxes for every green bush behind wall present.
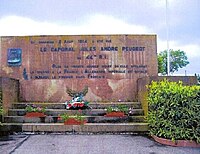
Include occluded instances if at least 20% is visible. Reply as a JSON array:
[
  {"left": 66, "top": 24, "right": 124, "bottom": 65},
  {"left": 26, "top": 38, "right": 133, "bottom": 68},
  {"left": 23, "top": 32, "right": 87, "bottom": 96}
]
[{"left": 147, "top": 79, "right": 200, "bottom": 143}]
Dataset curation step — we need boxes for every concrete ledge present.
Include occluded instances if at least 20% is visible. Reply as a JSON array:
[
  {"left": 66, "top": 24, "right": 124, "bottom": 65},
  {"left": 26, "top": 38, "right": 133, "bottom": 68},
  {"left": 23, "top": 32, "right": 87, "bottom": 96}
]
[
  {"left": 12, "top": 102, "right": 141, "bottom": 109},
  {"left": 22, "top": 123, "right": 148, "bottom": 133},
  {"left": 8, "top": 109, "right": 144, "bottom": 116},
  {"left": 4, "top": 115, "right": 146, "bottom": 123}
]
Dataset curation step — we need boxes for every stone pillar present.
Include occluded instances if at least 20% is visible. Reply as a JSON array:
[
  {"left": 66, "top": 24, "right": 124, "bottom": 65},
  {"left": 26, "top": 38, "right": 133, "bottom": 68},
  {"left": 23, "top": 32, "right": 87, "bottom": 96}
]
[{"left": 0, "top": 77, "right": 19, "bottom": 115}]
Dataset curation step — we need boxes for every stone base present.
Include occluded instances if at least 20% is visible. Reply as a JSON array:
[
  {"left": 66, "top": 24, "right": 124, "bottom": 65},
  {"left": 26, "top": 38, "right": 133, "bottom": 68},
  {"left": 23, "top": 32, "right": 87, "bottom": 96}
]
[
  {"left": 21, "top": 123, "right": 148, "bottom": 133},
  {"left": 152, "top": 135, "right": 200, "bottom": 148}
]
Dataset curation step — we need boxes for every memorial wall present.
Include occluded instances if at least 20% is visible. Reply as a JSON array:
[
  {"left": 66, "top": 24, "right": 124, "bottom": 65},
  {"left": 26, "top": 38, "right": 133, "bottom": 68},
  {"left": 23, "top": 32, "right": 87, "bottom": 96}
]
[{"left": 0, "top": 35, "right": 158, "bottom": 102}]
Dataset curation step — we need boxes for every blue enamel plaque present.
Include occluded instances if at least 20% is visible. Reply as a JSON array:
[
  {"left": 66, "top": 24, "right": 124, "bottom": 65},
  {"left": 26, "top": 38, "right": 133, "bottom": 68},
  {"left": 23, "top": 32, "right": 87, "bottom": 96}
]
[{"left": 7, "top": 48, "right": 22, "bottom": 66}]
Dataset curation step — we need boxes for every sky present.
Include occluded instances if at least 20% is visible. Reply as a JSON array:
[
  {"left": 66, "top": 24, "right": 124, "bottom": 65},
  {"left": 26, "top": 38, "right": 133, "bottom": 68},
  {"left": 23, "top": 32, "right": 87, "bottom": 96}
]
[{"left": 0, "top": 0, "right": 199, "bottom": 75}]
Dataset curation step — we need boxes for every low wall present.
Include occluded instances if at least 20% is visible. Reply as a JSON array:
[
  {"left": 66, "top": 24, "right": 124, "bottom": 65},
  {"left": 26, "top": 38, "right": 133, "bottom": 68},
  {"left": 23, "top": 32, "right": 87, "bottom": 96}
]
[
  {"left": 0, "top": 77, "right": 19, "bottom": 115},
  {"left": 137, "top": 76, "right": 198, "bottom": 116}
]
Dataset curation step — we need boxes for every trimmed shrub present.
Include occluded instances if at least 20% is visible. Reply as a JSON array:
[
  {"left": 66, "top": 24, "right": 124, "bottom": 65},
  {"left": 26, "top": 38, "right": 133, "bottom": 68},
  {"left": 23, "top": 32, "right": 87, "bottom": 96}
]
[{"left": 147, "top": 79, "right": 200, "bottom": 143}]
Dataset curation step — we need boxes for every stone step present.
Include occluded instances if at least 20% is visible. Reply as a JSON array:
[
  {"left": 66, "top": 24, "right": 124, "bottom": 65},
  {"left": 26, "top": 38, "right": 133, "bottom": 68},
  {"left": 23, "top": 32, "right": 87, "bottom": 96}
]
[
  {"left": 0, "top": 123, "right": 148, "bottom": 133},
  {"left": 8, "top": 109, "right": 144, "bottom": 116},
  {"left": 3, "top": 115, "right": 146, "bottom": 123},
  {"left": 21, "top": 123, "right": 149, "bottom": 133},
  {"left": 12, "top": 102, "right": 142, "bottom": 109}
]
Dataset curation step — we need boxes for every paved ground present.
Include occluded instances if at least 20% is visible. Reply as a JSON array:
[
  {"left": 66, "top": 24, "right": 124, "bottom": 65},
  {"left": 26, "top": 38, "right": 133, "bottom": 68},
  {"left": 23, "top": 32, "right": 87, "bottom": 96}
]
[{"left": 0, "top": 134, "right": 200, "bottom": 154}]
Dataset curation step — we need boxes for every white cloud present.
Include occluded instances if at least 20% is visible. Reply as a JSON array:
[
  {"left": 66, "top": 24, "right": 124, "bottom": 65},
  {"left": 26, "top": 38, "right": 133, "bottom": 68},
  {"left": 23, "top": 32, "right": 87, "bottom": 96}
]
[
  {"left": 1, "top": 15, "right": 199, "bottom": 60},
  {"left": 0, "top": 16, "right": 65, "bottom": 36},
  {"left": 0, "top": 14, "right": 200, "bottom": 58},
  {"left": 0, "top": 15, "right": 149, "bottom": 36},
  {"left": 157, "top": 37, "right": 200, "bottom": 75},
  {"left": 157, "top": 38, "right": 200, "bottom": 59},
  {"left": 1, "top": 14, "right": 199, "bottom": 75},
  {"left": 151, "top": 0, "right": 178, "bottom": 8},
  {"left": 81, "top": 14, "right": 150, "bottom": 34},
  {"left": 173, "top": 43, "right": 200, "bottom": 59}
]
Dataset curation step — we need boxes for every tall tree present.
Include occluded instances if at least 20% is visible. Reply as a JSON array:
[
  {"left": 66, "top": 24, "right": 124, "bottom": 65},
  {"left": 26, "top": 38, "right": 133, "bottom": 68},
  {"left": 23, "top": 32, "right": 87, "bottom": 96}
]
[{"left": 158, "top": 49, "right": 189, "bottom": 75}]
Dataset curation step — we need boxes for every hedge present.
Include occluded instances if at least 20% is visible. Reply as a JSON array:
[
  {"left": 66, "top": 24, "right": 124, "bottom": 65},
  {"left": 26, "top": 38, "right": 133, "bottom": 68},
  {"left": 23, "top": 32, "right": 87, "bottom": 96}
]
[{"left": 147, "top": 79, "right": 200, "bottom": 143}]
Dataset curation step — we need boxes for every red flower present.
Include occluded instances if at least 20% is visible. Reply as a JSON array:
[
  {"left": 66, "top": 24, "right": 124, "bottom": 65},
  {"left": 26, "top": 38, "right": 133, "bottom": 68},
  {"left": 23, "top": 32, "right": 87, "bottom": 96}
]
[
  {"left": 57, "top": 116, "right": 61, "bottom": 120},
  {"left": 79, "top": 103, "right": 84, "bottom": 107}
]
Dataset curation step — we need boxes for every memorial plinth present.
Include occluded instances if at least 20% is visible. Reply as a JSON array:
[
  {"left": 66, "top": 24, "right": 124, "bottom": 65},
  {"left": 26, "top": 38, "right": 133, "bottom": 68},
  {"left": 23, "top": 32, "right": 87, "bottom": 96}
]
[{"left": 0, "top": 35, "right": 158, "bottom": 102}]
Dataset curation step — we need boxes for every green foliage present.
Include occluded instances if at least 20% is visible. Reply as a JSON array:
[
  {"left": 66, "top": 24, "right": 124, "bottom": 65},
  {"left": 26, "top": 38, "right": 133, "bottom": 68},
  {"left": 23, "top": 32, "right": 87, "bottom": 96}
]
[
  {"left": 60, "top": 113, "right": 70, "bottom": 121},
  {"left": 60, "top": 113, "right": 85, "bottom": 122},
  {"left": 25, "top": 104, "right": 46, "bottom": 113},
  {"left": 117, "top": 104, "right": 129, "bottom": 113},
  {"left": 106, "top": 106, "right": 114, "bottom": 113},
  {"left": 147, "top": 79, "right": 200, "bottom": 143},
  {"left": 106, "top": 105, "right": 128, "bottom": 113},
  {"left": 158, "top": 49, "right": 189, "bottom": 75},
  {"left": 74, "top": 114, "right": 85, "bottom": 122}
]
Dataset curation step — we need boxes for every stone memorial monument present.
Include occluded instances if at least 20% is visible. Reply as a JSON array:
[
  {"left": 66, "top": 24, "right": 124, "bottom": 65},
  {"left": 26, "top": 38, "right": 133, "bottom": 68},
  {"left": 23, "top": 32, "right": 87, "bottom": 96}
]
[{"left": 0, "top": 35, "right": 158, "bottom": 102}]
